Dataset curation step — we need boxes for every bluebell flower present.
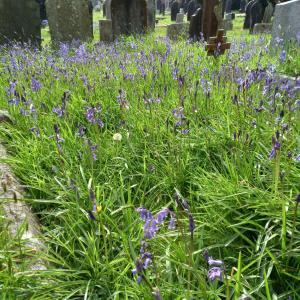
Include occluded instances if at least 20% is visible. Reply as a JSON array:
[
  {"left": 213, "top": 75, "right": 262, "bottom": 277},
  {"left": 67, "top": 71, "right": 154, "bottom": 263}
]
[
  {"left": 279, "top": 50, "right": 286, "bottom": 63},
  {"left": 207, "top": 267, "right": 223, "bottom": 281},
  {"left": 269, "top": 136, "right": 281, "bottom": 160},
  {"left": 31, "top": 77, "right": 41, "bottom": 92},
  {"left": 152, "top": 288, "right": 162, "bottom": 300}
]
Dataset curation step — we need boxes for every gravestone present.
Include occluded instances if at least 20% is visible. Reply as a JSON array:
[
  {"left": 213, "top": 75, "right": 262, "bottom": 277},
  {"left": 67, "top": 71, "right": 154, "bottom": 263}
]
[
  {"left": 0, "top": 0, "right": 41, "bottom": 46},
  {"left": 187, "top": 0, "right": 200, "bottom": 21},
  {"left": 111, "top": 0, "right": 147, "bottom": 37},
  {"left": 244, "top": 0, "right": 255, "bottom": 29},
  {"left": 253, "top": 23, "right": 272, "bottom": 34},
  {"left": 225, "top": 0, "right": 232, "bottom": 12},
  {"left": 105, "top": 0, "right": 112, "bottom": 19},
  {"left": 223, "top": 19, "right": 233, "bottom": 31},
  {"left": 147, "top": 0, "right": 156, "bottom": 30},
  {"left": 249, "top": 0, "right": 269, "bottom": 33},
  {"left": 271, "top": 0, "right": 300, "bottom": 42},
  {"left": 176, "top": 9, "right": 185, "bottom": 22},
  {"left": 171, "top": 1, "right": 180, "bottom": 21},
  {"left": 46, "top": 0, "right": 93, "bottom": 44},
  {"left": 167, "top": 23, "right": 189, "bottom": 40},
  {"left": 189, "top": 7, "right": 203, "bottom": 41},
  {"left": 263, "top": 2, "right": 274, "bottom": 23},
  {"left": 205, "top": 29, "right": 231, "bottom": 56},
  {"left": 99, "top": 20, "right": 113, "bottom": 42},
  {"left": 202, "top": 0, "right": 219, "bottom": 41}
]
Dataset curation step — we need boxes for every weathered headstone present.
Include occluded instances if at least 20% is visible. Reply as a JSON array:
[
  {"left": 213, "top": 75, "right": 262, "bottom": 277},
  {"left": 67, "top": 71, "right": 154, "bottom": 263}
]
[
  {"left": 111, "top": 0, "right": 147, "bottom": 37},
  {"left": 0, "top": 0, "right": 41, "bottom": 46},
  {"left": 99, "top": 20, "right": 113, "bottom": 42},
  {"left": 249, "top": 0, "right": 269, "bottom": 33},
  {"left": 253, "top": 23, "right": 272, "bottom": 34},
  {"left": 223, "top": 19, "right": 233, "bottom": 31},
  {"left": 46, "top": 0, "right": 93, "bottom": 44},
  {"left": 225, "top": 0, "right": 232, "bottom": 13},
  {"left": 167, "top": 23, "right": 189, "bottom": 40},
  {"left": 105, "top": 0, "right": 112, "bottom": 19},
  {"left": 187, "top": 0, "right": 200, "bottom": 21},
  {"left": 189, "top": 7, "right": 203, "bottom": 41},
  {"left": 271, "top": 0, "right": 300, "bottom": 42},
  {"left": 263, "top": 2, "right": 274, "bottom": 23},
  {"left": 147, "top": 0, "right": 156, "bottom": 30},
  {"left": 176, "top": 9, "right": 185, "bottom": 22},
  {"left": 244, "top": 0, "right": 255, "bottom": 29},
  {"left": 171, "top": 0, "right": 180, "bottom": 21},
  {"left": 202, "top": 0, "right": 219, "bottom": 41}
]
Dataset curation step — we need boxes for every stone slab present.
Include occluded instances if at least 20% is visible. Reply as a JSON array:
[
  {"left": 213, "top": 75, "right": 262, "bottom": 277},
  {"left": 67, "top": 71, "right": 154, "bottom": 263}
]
[
  {"left": 99, "top": 20, "right": 113, "bottom": 42},
  {"left": 46, "top": 0, "right": 93, "bottom": 44},
  {"left": 0, "top": 0, "right": 41, "bottom": 46},
  {"left": 271, "top": 0, "right": 300, "bottom": 42},
  {"left": 176, "top": 12, "right": 185, "bottom": 23},
  {"left": 167, "top": 23, "right": 189, "bottom": 40},
  {"left": 0, "top": 111, "right": 47, "bottom": 270}
]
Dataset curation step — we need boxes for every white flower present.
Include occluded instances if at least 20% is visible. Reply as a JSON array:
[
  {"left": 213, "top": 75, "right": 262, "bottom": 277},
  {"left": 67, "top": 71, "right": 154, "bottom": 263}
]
[{"left": 113, "top": 133, "right": 122, "bottom": 141}]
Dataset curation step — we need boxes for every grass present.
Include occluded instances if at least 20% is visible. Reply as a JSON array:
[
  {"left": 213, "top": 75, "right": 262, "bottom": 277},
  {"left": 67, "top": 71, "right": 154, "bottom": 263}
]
[{"left": 0, "top": 10, "right": 299, "bottom": 300}]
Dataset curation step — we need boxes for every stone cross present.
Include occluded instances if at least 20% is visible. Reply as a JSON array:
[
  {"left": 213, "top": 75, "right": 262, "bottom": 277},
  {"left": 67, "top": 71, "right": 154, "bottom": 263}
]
[
  {"left": 0, "top": 0, "right": 41, "bottom": 46},
  {"left": 205, "top": 29, "right": 231, "bottom": 56}
]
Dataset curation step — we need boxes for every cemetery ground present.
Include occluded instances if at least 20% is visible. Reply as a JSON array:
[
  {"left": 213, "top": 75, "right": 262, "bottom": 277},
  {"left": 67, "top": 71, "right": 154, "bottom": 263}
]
[{"left": 0, "top": 11, "right": 300, "bottom": 300}]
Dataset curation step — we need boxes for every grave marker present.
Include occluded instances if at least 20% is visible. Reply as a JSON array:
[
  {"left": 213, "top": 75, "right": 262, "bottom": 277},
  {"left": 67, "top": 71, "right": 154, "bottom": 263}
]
[
  {"left": 205, "top": 29, "right": 231, "bottom": 56},
  {"left": 176, "top": 9, "right": 185, "bottom": 23},
  {"left": 189, "top": 8, "right": 203, "bottom": 41},
  {"left": 46, "top": 0, "right": 93, "bottom": 44},
  {"left": 111, "top": 0, "right": 147, "bottom": 37},
  {"left": 0, "top": 0, "right": 41, "bottom": 46},
  {"left": 271, "top": 0, "right": 300, "bottom": 42}
]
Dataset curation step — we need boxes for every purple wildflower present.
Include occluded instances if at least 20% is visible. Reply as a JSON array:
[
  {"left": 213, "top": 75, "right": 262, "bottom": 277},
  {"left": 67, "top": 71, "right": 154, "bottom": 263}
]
[
  {"left": 152, "top": 289, "right": 162, "bottom": 300},
  {"left": 296, "top": 194, "right": 300, "bottom": 204},
  {"left": 279, "top": 50, "right": 286, "bottom": 63},
  {"left": 31, "top": 77, "right": 41, "bottom": 92},
  {"left": 207, "top": 257, "right": 224, "bottom": 266},
  {"left": 136, "top": 207, "right": 153, "bottom": 222},
  {"left": 87, "top": 210, "right": 96, "bottom": 221},
  {"left": 295, "top": 154, "right": 300, "bottom": 162},
  {"left": 208, "top": 267, "right": 223, "bottom": 281},
  {"left": 85, "top": 106, "right": 104, "bottom": 127},
  {"left": 269, "top": 136, "right": 281, "bottom": 160}
]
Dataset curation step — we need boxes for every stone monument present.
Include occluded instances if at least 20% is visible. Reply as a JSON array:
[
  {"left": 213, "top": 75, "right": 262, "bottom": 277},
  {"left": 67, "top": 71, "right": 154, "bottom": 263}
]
[
  {"left": 46, "top": 0, "right": 93, "bottom": 44},
  {"left": 271, "top": 0, "right": 300, "bottom": 42},
  {"left": 0, "top": 0, "right": 41, "bottom": 46},
  {"left": 111, "top": 0, "right": 147, "bottom": 37}
]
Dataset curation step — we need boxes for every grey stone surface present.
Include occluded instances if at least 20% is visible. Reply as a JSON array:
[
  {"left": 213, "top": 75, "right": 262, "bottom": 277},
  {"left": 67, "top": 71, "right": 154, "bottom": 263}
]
[
  {"left": 99, "top": 20, "right": 113, "bottom": 42},
  {"left": 147, "top": 0, "right": 156, "bottom": 30},
  {"left": 263, "top": 2, "right": 274, "bottom": 23},
  {"left": 223, "top": 19, "right": 233, "bottom": 31},
  {"left": 176, "top": 12, "right": 184, "bottom": 23},
  {"left": 253, "top": 23, "right": 272, "bottom": 34},
  {"left": 111, "top": 0, "right": 147, "bottom": 37},
  {"left": 271, "top": 0, "right": 300, "bottom": 42},
  {"left": 46, "top": 0, "right": 93, "bottom": 44},
  {"left": 105, "top": 0, "right": 112, "bottom": 19},
  {"left": 0, "top": 134, "right": 47, "bottom": 270},
  {"left": 167, "top": 23, "right": 189, "bottom": 40},
  {"left": 0, "top": 0, "right": 41, "bottom": 46}
]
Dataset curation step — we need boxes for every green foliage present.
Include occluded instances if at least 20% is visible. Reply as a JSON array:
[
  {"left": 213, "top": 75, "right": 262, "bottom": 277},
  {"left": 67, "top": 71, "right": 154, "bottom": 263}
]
[{"left": 0, "top": 31, "right": 299, "bottom": 300}]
